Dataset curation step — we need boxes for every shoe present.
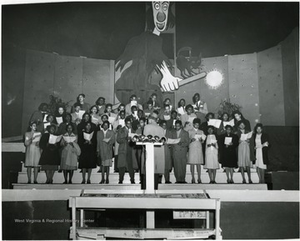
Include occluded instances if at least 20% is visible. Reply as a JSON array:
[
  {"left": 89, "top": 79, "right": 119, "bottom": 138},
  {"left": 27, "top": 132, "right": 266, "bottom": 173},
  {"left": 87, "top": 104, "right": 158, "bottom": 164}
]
[
  {"left": 213, "top": 181, "right": 217, "bottom": 184},
  {"left": 131, "top": 181, "right": 135, "bottom": 184},
  {"left": 27, "top": 181, "right": 31, "bottom": 184},
  {"left": 58, "top": 170, "right": 62, "bottom": 173},
  {"left": 191, "top": 179, "right": 195, "bottom": 184},
  {"left": 106, "top": 179, "right": 109, "bottom": 184},
  {"left": 197, "top": 179, "right": 202, "bottom": 184},
  {"left": 81, "top": 181, "right": 86, "bottom": 184},
  {"left": 227, "top": 180, "right": 230, "bottom": 184},
  {"left": 69, "top": 180, "right": 72, "bottom": 184},
  {"left": 231, "top": 180, "right": 234, "bottom": 184},
  {"left": 118, "top": 181, "right": 123, "bottom": 184},
  {"left": 242, "top": 180, "right": 246, "bottom": 184},
  {"left": 34, "top": 181, "right": 38, "bottom": 184},
  {"left": 165, "top": 181, "right": 172, "bottom": 184},
  {"left": 99, "top": 180, "right": 105, "bottom": 184},
  {"left": 63, "top": 181, "right": 67, "bottom": 184},
  {"left": 249, "top": 180, "right": 253, "bottom": 184},
  {"left": 209, "top": 181, "right": 213, "bottom": 184},
  {"left": 87, "top": 180, "right": 91, "bottom": 184}
]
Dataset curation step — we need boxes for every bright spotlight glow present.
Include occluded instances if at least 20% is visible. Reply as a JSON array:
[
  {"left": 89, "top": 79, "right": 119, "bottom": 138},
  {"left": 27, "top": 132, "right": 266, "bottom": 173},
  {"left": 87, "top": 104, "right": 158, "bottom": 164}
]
[{"left": 205, "top": 70, "right": 223, "bottom": 89}]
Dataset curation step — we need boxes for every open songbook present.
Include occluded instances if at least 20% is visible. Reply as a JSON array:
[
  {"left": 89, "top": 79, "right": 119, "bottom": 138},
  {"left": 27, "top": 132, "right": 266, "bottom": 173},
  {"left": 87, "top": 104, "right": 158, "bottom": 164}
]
[
  {"left": 224, "top": 137, "right": 232, "bottom": 145},
  {"left": 240, "top": 131, "right": 253, "bottom": 141},
  {"left": 32, "top": 132, "right": 42, "bottom": 143},
  {"left": 102, "top": 137, "right": 111, "bottom": 143},
  {"left": 78, "top": 110, "right": 86, "bottom": 119},
  {"left": 56, "top": 117, "right": 63, "bottom": 125},
  {"left": 108, "top": 116, "right": 116, "bottom": 124},
  {"left": 177, "top": 107, "right": 185, "bottom": 115},
  {"left": 63, "top": 136, "right": 77, "bottom": 143},
  {"left": 166, "top": 138, "right": 181, "bottom": 144},
  {"left": 118, "top": 119, "right": 125, "bottom": 127},
  {"left": 49, "top": 134, "right": 62, "bottom": 144},
  {"left": 208, "top": 119, "right": 222, "bottom": 128},
  {"left": 83, "top": 132, "right": 94, "bottom": 141},
  {"left": 223, "top": 119, "right": 235, "bottom": 127}
]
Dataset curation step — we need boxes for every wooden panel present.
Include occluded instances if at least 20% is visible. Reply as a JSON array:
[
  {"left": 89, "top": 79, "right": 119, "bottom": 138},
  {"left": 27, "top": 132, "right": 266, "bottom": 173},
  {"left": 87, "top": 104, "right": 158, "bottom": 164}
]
[
  {"left": 53, "top": 55, "right": 83, "bottom": 112},
  {"left": 228, "top": 54, "right": 260, "bottom": 129},
  {"left": 257, "top": 46, "right": 285, "bottom": 126},
  {"left": 82, "top": 58, "right": 113, "bottom": 107},
  {"left": 22, "top": 50, "right": 55, "bottom": 133},
  {"left": 176, "top": 56, "right": 229, "bottom": 116}
]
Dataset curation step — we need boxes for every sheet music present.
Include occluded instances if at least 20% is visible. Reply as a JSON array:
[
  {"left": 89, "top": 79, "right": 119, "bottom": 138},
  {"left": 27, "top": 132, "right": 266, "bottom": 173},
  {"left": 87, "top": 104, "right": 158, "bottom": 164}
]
[
  {"left": 44, "top": 122, "right": 51, "bottom": 129},
  {"left": 83, "top": 132, "right": 94, "bottom": 141},
  {"left": 164, "top": 115, "right": 171, "bottom": 120},
  {"left": 56, "top": 117, "right": 63, "bottom": 125},
  {"left": 32, "top": 132, "right": 41, "bottom": 142},
  {"left": 78, "top": 110, "right": 86, "bottom": 119},
  {"left": 177, "top": 107, "right": 185, "bottom": 115},
  {"left": 166, "top": 138, "right": 180, "bottom": 144},
  {"left": 208, "top": 119, "right": 222, "bottom": 128},
  {"left": 224, "top": 137, "right": 232, "bottom": 145},
  {"left": 63, "top": 136, "right": 77, "bottom": 143},
  {"left": 223, "top": 119, "right": 235, "bottom": 127},
  {"left": 48, "top": 134, "right": 62, "bottom": 144},
  {"left": 43, "top": 114, "right": 48, "bottom": 122}
]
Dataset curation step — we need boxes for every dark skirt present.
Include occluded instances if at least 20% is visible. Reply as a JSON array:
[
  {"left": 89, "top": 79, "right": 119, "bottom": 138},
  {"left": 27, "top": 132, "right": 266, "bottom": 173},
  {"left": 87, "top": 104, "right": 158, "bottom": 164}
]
[{"left": 78, "top": 144, "right": 97, "bottom": 169}]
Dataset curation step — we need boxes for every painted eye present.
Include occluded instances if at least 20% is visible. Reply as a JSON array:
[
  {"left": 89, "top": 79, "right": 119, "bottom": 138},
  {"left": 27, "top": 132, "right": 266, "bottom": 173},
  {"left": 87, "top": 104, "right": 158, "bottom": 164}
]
[
  {"left": 154, "top": 2, "right": 160, "bottom": 10},
  {"left": 162, "top": 3, "right": 169, "bottom": 11}
]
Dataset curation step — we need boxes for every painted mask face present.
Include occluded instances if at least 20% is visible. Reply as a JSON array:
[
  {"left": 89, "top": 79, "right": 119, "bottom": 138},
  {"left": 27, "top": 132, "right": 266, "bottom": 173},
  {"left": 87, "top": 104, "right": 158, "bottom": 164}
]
[{"left": 152, "top": 1, "right": 170, "bottom": 32}]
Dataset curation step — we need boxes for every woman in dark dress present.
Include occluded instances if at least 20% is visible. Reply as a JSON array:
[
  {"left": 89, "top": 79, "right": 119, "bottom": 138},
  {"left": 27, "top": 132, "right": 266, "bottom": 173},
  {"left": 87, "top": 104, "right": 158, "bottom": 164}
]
[
  {"left": 39, "top": 124, "right": 61, "bottom": 184},
  {"left": 77, "top": 113, "right": 97, "bottom": 134},
  {"left": 78, "top": 122, "right": 97, "bottom": 184},
  {"left": 218, "top": 125, "right": 239, "bottom": 183}
]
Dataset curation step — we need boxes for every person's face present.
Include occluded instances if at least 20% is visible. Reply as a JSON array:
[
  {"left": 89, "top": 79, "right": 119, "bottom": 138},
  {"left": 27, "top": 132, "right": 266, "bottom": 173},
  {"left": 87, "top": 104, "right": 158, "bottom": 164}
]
[
  {"left": 58, "top": 107, "right": 64, "bottom": 115},
  {"left": 41, "top": 105, "right": 48, "bottom": 112},
  {"left": 239, "top": 123, "right": 245, "bottom": 130},
  {"left": 75, "top": 106, "right": 80, "bottom": 112},
  {"left": 187, "top": 107, "right": 193, "bottom": 115},
  {"left": 171, "top": 111, "right": 177, "bottom": 119},
  {"left": 66, "top": 115, "right": 71, "bottom": 123},
  {"left": 132, "top": 107, "right": 137, "bottom": 113},
  {"left": 222, "top": 114, "right": 229, "bottom": 121},
  {"left": 180, "top": 99, "right": 185, "bottom": 106},
  {"left": 102, "top": 115, "right": 108, "bottom": 122},
  {"left": 234, "top": 113, "right": 241, "bottom": 121},
  {"left": 161, "top": 122, "right": 167, "bottom": 130},
  {"left": 106, "top": 106, "right": 112, "bottom": 113},
  {"left": 175, "top": 123, "right": 182, "bottom": 131},
  {"left": 208, "top": 127, "right": 214, "bottom": 134},
  {"left": 119, "top": 105, "right": 125, "bottom": 111},
  {"left": 49, "top": 126, "right": 55, "bottom": 134},
  {"left": 226, "top": 127, "right": 232, "bottom": 135},
  {"left": 151, "top": 95, "right": 157, "bottom": 101},
  {"left": 165, "top": 106, "right": 170, "bottom": 113},
  {"left": 193, "top": 122, "right": 200, "bottom": 130},
  {"left": 138, "top": 110, "right": 143, "bottom": 118},
  {"left": 86, "top": 123, "right": 91, "bottom": 131},
  {"left": 131, "top": 96, "right": 137, "bottom": 101},
  {"left": 31, "top": 123, "right": 37, "bottom": 131},
  {"left": 67, "top": 125, "right": 73, "bottom": 134},
  {"left": 125, "top": 121, "right": 132, "bottom": 129},
  {"left": 91, "top": 107, "right": 97, "bottom": 114},
  {"left": 103, "top": 122, "right": 109, "bottom": 131},
  {"left": 256, "top": 126, "right": 262, "bottom": 134},
  {"left": 207, "top": 114, "right": 214, "bottom": 120},
  {"left": 48, "top": 115, "right": 54, "bottom": 123},
  {"left": 83, "top": 114, "right": 90, "bottom": 122},
  {"left": 78, "top": 95, "right": 84, "bottom": 102},
  {"left": 139, "top": 120, "right": 145, "bottom": 128},
  {"left": 120, "top": 111, "right": 125, "bottom": 119},
  {"left": 99, "top": 98, "right": 105, "bottom": 105},
  {"left": 194, "top": 94, "right": 200, "bottom": 102},
  {"left": 148, "top": 103, "right": 153, "bottom": 110},
  {"left": 165, "top": 99, "right": 170, "bottom": 105}
]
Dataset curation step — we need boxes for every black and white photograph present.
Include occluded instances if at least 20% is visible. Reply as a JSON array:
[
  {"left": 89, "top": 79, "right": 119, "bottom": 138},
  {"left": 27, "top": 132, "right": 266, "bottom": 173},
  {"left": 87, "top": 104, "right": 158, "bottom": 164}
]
[{"left": 2, "top": 1, "right": 299, "bottom": 240}]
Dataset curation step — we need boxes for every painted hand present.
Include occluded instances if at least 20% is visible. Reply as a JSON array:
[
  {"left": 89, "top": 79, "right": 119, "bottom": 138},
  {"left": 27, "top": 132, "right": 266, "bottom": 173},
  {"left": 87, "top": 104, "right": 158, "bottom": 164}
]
[{"left": 157, "top": 61, "right": 182, "bottom": 92}]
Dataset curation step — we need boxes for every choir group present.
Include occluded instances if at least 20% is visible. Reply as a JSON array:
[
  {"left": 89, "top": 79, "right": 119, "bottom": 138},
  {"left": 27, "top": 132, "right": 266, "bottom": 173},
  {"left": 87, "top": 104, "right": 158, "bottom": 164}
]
[{"left": 24, "top": 92, "right": 270, "bottom": 185}]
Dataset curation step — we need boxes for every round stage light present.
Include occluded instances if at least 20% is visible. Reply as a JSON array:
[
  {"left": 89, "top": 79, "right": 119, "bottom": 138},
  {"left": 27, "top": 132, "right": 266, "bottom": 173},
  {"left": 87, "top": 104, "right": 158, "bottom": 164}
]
[{"left": 205, "top": 70, "right": 223, "bottom": 89}]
